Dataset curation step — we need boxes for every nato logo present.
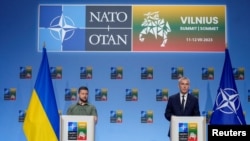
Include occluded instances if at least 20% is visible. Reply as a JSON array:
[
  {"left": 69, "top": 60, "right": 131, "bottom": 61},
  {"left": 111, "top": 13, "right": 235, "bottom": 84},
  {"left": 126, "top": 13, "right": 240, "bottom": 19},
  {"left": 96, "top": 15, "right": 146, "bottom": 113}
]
[
  {"left": 68, "top": 122, "right": 77, "bottom": 131},
  {"left": 19, "top": 110, "right": 26, "bottom": 122},
  {"left": 110, "top": 110, "right": 122, "bottom": 123},
  {"left": 95, "top": 88, "right": 107, "bottom": 101},
  {"left": 65, "top": 88, "right": 77, "bottom": 101},
  {"left": 215, "top": 88, "right": 240, "bottom": 114},
  {"left": 141, "top": 67, "right": 153, "bottom": 79},
  {"left": 171, "top": 67, "right": 183, "bottom": 80},
  {"left": 68, "top": 122, "right": 78, "bottom": 140},
  {"left": 156, "top": 88, "right": 168, "bottom": 101},
  {"left": 50, "top": 66, "right": 62, "bottom": 79},
  {"left": 141, "top": 110, "right": 153, "bottom": 123},
  {"left": 38, "top": 5, "right": 86, "bottom": 52},
  {"left": 4, "top": 88, "right": 16, "bottom": 100},
  {"left": 125, "top": 88, "right": 138, "bottom": 101},
  {"left": 80, "top": 67, "right": 92, "bottom": 79},
  {"left": 20, "top": 66, "right": 32, "bottom": 79},
  {"left": 179, "top": 122, "right": 188, "bottom": 133},
  {"left": 202, "top": 67, "right": 214, "bottom": 80},
  {"left": 179, "top": 123, "right": 188, "bottom": 132},
  {"left": 179, "top": 122, "right": 188, "bottom": 141},
  {"left": 233, "top": 67, "right": 244, "bottom": 80},
  {"left": 110, "top": 67, "right": 123, "bottom": 79}
]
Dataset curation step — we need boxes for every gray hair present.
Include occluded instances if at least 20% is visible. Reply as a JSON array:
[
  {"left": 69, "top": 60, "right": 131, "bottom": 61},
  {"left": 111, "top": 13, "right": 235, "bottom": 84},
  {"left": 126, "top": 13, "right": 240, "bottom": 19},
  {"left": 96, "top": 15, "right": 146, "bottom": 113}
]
[{"left": 178, "top": 76, "right": 190, "bottom": 84}]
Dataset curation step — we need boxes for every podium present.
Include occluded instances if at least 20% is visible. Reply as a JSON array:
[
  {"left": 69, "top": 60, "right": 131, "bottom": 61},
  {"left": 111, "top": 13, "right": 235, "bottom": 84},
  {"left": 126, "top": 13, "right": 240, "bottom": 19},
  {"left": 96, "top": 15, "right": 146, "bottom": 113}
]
[
  {"left": 171, "top": 116, "right": 206, "bottom": 141},
  {"left": 60, "top": 115, "right": 95, "bottom": 141}
]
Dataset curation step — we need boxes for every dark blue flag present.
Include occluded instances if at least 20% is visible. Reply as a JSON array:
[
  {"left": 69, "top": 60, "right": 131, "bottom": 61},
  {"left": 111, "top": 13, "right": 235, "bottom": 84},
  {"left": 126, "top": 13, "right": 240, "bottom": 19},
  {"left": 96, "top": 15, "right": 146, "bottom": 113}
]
[{"left": 209, "top": 48, "right": 246, "bottom": 125}]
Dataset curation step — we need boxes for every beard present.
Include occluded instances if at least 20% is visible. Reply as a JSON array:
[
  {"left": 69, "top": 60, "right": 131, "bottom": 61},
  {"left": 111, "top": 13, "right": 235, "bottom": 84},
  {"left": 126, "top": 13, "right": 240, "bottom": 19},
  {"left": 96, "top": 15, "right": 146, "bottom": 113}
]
[{"left": 79, "top": 97, "right": 88, "bottom": 103}]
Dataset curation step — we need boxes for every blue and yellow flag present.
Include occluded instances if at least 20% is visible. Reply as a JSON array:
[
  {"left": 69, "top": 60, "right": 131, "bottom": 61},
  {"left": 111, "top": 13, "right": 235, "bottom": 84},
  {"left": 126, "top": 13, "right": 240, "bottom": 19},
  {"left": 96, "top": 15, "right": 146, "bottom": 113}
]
[
  {"left": 23, "top": 48, "right": 59, "bottom": 141},
  {"left": 210, "top": 48, "right": 246, "bottom": 125}
]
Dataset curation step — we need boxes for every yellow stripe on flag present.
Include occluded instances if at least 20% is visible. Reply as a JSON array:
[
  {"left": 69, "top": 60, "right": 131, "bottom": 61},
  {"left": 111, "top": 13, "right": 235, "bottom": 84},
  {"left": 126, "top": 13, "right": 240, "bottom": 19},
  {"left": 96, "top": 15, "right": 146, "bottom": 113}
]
[{"left": 23, "top": 90, "right": 58, "bottom": 141}]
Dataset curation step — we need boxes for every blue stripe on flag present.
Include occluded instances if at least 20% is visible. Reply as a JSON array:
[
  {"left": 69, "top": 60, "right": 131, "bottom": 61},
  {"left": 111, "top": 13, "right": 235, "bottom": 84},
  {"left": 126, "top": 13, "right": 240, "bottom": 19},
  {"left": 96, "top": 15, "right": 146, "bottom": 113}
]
[{"left": 34, "top": 48, "right": 60, "bottom": 139}]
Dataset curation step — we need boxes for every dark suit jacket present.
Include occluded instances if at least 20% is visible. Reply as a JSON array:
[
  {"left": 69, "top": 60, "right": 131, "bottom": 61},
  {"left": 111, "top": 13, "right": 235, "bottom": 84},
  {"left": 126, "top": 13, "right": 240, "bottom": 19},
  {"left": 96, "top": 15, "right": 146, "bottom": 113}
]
[{"left": 164, "top": 93, "right": 200, "bottom": 137}]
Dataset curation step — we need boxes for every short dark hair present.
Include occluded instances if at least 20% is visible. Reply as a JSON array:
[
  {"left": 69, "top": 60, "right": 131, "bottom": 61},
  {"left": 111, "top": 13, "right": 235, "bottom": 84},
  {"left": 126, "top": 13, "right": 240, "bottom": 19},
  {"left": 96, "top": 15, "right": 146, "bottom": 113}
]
[{"left": 78, "top": 86, "right": 88, "bottom": 94}]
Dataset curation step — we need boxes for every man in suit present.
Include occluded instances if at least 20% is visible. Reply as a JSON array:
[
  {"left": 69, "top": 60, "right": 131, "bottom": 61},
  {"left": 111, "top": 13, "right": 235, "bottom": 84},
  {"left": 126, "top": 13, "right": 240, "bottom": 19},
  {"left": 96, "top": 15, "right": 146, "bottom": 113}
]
[{"left": 164, "top": 76, "right": 200, "bottom": 138}]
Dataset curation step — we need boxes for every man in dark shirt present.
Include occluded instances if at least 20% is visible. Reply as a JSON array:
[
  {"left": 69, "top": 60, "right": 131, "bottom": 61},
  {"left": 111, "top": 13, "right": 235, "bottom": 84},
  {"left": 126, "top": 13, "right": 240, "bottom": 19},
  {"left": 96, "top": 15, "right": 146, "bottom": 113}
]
[{"left": 67, "top": 86, "right": 98, "bottom": 124}]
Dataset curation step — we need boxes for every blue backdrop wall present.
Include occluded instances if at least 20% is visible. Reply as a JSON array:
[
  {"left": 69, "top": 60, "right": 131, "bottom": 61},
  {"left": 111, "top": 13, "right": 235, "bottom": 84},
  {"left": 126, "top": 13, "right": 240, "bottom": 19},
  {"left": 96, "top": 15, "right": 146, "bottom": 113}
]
[{"left": 0, "top": 0, "right": 250, "bottom": 141}]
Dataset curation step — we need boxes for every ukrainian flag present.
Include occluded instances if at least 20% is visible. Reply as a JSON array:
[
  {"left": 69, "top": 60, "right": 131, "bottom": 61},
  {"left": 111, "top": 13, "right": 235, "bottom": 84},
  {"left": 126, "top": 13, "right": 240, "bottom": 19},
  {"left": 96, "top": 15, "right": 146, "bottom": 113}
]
[{"left": 23, "top": 47, "right": 59, "bottom": 141}]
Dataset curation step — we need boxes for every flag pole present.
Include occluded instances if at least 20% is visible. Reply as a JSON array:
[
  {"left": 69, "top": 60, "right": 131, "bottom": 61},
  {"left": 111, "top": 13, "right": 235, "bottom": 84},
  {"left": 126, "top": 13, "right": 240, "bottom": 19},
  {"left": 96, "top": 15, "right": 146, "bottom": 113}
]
[{"left": 43, "top": 42, "right": 46, "bottom": 48}]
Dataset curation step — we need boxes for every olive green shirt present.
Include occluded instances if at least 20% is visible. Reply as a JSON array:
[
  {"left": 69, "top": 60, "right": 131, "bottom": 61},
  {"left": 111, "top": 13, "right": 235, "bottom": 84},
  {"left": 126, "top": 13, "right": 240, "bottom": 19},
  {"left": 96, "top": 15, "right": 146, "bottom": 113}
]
[{"left": 67, "top": 102, "right": 97, "bottom": 116}]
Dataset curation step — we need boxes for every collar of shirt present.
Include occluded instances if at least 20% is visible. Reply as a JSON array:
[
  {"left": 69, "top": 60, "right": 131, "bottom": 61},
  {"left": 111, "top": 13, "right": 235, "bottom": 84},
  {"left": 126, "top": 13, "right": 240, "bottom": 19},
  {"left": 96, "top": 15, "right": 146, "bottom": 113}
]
[
  {"left": 77, "top": 102, "right": 89, "bottom": 106},
  {"left": 180, "top": 93, "right": 187, "bottom": 100}
]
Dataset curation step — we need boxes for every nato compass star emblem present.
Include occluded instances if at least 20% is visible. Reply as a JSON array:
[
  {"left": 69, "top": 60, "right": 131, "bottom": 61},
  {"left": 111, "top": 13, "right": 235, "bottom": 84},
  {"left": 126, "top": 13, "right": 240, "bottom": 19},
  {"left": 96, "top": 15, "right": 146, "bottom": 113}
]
[
  {"left": 215, "top": 88, "right": 240, "bottom": 114},
  {"left": 48, "top": 14, "right": 76, "bottom": 42},
  {"left": 180, "top": 124, "right": 187, "bottom": 131},
  {"left": 69, "top": 122, "right": 77, "bottom": 131},
  {"left": 179, "top": 123, "right": 188, "bottom": 132}
]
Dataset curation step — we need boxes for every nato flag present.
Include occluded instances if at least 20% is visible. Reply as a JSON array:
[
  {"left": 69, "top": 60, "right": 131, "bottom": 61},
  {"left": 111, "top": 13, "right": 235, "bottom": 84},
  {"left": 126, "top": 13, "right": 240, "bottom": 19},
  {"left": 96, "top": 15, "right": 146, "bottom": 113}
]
[{"left": 209, "top": 48, "right": 246, "bottom": 125}]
